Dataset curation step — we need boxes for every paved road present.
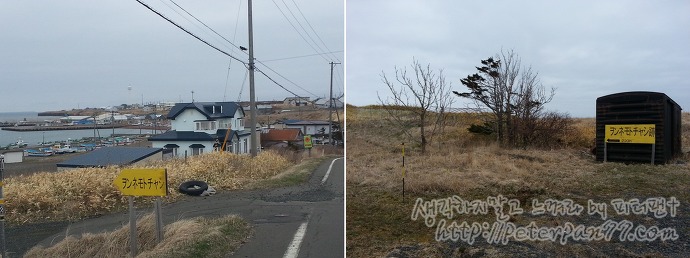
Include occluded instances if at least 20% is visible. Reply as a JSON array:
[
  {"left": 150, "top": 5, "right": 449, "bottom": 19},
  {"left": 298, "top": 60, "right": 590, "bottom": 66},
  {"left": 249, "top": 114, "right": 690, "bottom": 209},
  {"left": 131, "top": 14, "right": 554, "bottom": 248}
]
[{"left": 6, "top": 157, "right": 344, "bottom": 257}]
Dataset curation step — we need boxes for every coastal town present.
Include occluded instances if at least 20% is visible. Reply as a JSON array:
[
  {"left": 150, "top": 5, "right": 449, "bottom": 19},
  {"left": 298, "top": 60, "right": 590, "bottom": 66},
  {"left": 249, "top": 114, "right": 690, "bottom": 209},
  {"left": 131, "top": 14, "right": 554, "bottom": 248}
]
[{"left": 0, "top": 96, "right": 344, "bottom": 175}]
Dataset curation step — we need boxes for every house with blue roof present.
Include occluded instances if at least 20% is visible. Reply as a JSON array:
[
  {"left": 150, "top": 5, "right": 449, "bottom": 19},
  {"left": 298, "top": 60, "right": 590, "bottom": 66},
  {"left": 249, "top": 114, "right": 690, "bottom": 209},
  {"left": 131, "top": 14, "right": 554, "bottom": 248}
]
[{"left": 148, "top": 102, "right": 256, "bottom": 157}]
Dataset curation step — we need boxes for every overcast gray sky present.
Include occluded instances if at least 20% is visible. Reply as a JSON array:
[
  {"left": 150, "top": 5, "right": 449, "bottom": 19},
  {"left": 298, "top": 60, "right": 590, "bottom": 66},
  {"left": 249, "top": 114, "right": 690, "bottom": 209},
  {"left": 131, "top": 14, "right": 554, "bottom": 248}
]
[
  {"left": 346, "top": 0, "right": 690, "bottom": 117},
  {"left": 1, "top": 0, "right": 343, "bottom": 112}
]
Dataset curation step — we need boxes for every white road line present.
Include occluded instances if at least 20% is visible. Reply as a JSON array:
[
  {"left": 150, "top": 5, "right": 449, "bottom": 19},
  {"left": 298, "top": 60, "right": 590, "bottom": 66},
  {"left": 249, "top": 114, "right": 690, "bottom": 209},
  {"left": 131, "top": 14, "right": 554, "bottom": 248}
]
[
  {"left": 321, "top": 157, "right": 343, "bottom": 185},
  {"left": 283, "top": 221, "right": 309, "bottom": 258}
]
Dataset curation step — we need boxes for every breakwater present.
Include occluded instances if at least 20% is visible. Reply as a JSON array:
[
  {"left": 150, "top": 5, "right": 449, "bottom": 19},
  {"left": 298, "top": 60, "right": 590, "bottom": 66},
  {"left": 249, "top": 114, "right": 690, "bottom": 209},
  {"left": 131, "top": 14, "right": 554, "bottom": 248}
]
[{"left": 1, "top": 124, "right": 127, "bottom": 132}]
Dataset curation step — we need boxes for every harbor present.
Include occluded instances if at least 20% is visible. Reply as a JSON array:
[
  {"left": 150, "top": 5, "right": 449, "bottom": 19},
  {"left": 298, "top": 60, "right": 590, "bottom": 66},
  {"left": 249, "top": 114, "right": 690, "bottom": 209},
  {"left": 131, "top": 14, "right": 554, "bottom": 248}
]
[{"left": 0, "top": 124, "right": 127, "bottom": 132}]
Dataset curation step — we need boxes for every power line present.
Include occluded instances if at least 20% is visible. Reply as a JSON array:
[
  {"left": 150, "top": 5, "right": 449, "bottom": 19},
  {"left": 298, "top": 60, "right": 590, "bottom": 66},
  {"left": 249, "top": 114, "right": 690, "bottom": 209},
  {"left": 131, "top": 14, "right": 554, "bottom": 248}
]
[
  {"left": 134, "top": 0, "right": 246, "bottom": 64},
  {"left": 255, "top": 60, "right": 319, "bottom": 98},
  {"left": 254, "top": 66, "right": 301, "bottom": 98},
  {"left": 223, "top": 0, "right": 244, "bottom": 101},
  {"left": 279, "top": 0, "right": 329, "bottom": 59},
  {"left": 161, "top": 0, "right": 315, "bottom": 100},
  {"left": 260, "top": 51, "right": 343, "bottom": 62},
  {"left": 290, "top": 0, "right": 341, "bottom": 62},
  {"left": 137, "top": 0, "right": 316, "bottom": 103},
  {"left": 270, "top": 0, "right": 331, "bottom": 63},
  {"left": 168, "top": 0, "right": 247, "bottom": 53}
]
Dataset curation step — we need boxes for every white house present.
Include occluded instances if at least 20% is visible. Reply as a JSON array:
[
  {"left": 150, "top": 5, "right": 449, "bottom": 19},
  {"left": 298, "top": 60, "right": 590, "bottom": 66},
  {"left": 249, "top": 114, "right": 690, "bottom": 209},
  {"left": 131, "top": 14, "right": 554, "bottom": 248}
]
[{"left": 148, "top": 102, "right": 256, "bottom": 157}]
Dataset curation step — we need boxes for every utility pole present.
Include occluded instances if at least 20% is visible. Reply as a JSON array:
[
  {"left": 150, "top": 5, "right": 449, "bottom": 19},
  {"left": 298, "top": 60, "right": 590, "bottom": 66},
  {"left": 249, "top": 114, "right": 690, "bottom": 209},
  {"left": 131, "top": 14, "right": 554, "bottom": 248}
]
[
  {"left": 0, "top": 155, "right": 7, "bottom": 258},
  {"left": 328, "top": 62, "right": 340, "bottom": 145},
  {"left": 248, "top": 0, "right": 258, "bottom": 157}
]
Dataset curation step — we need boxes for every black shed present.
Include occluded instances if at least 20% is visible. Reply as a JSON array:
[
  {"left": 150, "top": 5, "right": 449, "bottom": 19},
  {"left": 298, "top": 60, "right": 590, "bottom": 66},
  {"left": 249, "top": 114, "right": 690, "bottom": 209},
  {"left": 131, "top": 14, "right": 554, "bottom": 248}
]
[{"left": 595, "top": 91, "right": 682, "bottom": 164}]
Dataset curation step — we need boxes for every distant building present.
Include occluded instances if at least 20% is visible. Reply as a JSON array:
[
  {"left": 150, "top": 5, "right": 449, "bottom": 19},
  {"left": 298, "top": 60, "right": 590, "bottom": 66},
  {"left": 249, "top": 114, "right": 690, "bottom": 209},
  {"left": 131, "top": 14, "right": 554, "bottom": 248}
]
[
  {"left": 314, "top": 98, "right": 344, "bottom": 109},
  {"left": 282, "top": 120, "right": 331, "bottom": 136},
  {"left": 283, "top": 97, "right": 310, "bottom": 106},
  {"left": 242, "top": 104, "right": 274, "bottom": 115}
]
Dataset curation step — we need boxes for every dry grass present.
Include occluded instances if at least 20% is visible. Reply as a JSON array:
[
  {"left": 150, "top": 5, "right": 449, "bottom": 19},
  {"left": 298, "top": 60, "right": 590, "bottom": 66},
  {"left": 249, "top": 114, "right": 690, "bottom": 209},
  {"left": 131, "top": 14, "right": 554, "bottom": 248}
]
[
  {"left": 4, "top": 151, "right": 292, "bottom": 225},
  {"left": 346, "top": 107, "right": 690, "bottom": 257},
  {"left": 25, "top": 213, "right": 250, "bottom": 258}
]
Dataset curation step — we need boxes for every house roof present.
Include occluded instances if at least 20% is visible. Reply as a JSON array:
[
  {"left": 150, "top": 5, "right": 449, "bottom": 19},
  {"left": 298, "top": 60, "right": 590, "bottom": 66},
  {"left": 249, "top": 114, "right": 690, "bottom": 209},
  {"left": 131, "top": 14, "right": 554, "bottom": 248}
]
[
  {"left": 167, "top": 102, "right": 244, "bottom": 120},
  {"left": 284, "top": 120, "right": 331, "bottom": 126},
  {"left": 148, "top": 131, "right": 215, "bottom": 141},
  {"left": 56, "top": 147, "right": 162, "bottom": 168},
  {"left": 261, "top": 129, "right": 303, "bottom": 142},
  {"left": 283, "top": 97, "right": 310, "bottom": 101}
]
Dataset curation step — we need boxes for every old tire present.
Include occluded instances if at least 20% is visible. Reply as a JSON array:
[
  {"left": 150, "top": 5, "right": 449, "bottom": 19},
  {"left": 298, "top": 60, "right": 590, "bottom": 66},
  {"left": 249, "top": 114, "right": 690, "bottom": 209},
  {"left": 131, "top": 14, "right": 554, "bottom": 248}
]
[{"left": 178, "top": 180, "right": 209, "bottom": 196}]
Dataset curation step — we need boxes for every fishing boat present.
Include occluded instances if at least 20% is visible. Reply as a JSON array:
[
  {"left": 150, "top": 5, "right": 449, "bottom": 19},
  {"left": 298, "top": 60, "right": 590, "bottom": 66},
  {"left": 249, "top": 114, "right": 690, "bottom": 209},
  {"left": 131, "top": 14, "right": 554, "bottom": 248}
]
[{"left": 25, "top": 149, "right": 53, "bottom": 157}]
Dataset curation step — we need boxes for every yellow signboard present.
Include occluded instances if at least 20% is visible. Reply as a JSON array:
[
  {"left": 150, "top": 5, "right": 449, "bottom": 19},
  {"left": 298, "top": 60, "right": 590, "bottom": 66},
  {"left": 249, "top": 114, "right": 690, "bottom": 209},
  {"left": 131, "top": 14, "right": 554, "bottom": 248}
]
[
  {"left": 113, "top": 168, "right": 168, "bottom": 196},
  {"left": 304, "top": 135, "right": 313, "bottom": 149},
  {"left": 605, "top": 124, "right": 655, "bottom": 144}
]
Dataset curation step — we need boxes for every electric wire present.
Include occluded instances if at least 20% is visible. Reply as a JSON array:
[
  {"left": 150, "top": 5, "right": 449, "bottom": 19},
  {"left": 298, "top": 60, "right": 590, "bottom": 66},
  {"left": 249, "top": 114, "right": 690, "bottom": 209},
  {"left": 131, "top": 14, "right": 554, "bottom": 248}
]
[
  {"left": 254, "top": 60, "right": 319, "bottom": 98},
  {"left": 260, "top": 51, "right": 343, "bottom": 62},
  {"left": 254, "top": 66, "right": 301, "bottom": 98},
  {"left": 270, "top": 0, "right": 331, "bottom": 63},
  {"left": 290, "top": 0, "right": 341, "bottom": 62},
  {"left": 169, "top": 0, "right": 247, "bottom": 53},
  {"left": 136, "top": 0, "right": 331, "bottom": 102},
  {"left": 279, "top": 0, "right": 329, "bottom": 59},
  {"left": 222, "top": 0, "right": 244, "bottom": 101},
  {"left": 158, "top": 0, "right": 234, "bottom": 52},
  {"left": 134, "top": 0, "right": 246, "bottom": 64}
]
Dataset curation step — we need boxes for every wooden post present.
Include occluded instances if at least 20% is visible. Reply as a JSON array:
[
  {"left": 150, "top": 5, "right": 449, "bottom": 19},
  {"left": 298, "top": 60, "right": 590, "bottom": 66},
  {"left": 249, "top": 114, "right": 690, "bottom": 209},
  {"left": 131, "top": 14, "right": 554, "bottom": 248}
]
[
  {"left": 651, "top": 144, "right": 655, "bottom": 165},
  {"left": 155, "top": 197, "right": 164, "bottom": 243},
  {"left": 129, "top": 196, "right": 137, "bottom": 257}
]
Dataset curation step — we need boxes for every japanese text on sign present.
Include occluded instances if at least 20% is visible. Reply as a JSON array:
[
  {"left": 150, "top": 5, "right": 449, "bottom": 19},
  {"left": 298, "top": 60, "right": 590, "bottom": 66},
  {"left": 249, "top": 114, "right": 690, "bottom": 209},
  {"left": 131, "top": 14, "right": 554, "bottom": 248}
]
[
  {"left": 113, "top": 168, "right": 168, "bottom": 196},
  {"left": 605, "top": 124, "right": 655, "bottom": 144}
]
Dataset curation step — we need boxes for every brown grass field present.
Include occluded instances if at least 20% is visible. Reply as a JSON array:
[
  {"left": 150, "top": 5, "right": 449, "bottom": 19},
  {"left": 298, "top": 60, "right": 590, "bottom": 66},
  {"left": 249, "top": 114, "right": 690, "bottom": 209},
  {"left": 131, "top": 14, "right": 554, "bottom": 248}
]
[
  {"left": 346, "top": 106, "right": 690, "bottom": 257},
  {"left": 4, "top": 151, "right": 292, "bottom": 225},
  {"left": 24, "top": 213, "right": 250, "bottom": 257}
]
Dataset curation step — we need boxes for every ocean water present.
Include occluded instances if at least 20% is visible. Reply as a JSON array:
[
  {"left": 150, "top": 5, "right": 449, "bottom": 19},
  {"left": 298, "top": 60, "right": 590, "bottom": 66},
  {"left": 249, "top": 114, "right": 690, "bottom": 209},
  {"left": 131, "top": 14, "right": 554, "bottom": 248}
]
[{"left": 0, "top": 112, "right": 157, "bottom": 147}]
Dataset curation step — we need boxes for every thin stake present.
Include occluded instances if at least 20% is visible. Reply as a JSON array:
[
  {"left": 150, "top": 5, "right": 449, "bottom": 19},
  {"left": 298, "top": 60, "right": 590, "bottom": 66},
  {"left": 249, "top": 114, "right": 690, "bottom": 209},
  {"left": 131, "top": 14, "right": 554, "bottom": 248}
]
[{"left": 402, "top": 143, "right": 405, "bottom": 200}]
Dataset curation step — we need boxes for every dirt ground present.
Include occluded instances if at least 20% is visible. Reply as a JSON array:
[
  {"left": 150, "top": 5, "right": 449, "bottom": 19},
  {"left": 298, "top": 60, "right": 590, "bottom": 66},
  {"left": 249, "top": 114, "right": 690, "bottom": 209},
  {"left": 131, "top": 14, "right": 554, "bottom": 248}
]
[{"left": 3, "top": 153, "right": 81, "bottom": 177}]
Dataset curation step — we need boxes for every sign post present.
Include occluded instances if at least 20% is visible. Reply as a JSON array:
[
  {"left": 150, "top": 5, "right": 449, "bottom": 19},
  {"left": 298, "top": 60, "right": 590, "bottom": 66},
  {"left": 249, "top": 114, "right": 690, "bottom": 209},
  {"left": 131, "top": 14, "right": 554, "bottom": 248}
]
[
  {"left": 113, "top": 168, "right": 168, "bottom": 257},
  {"left": 604, "top": 124, "right": 656, "bottom": 164},
  {"left": 304, "top": 135, "right": 313, "bottom": 157}
]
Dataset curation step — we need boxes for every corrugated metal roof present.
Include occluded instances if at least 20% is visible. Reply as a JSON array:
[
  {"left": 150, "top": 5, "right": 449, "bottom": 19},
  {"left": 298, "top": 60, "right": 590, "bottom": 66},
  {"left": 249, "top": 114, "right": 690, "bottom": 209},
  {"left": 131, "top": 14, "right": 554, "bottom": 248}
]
[
  {"left": 284, "top": 120, "right": 330, "bottom": 125},
  {"left": 56, "top": 147, "right": 162, "bottom": 168}
]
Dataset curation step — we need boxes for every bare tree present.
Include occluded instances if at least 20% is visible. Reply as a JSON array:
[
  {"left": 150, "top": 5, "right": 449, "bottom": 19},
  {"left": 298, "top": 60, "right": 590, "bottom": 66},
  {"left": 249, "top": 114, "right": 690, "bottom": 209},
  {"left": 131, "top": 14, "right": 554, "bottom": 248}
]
[
  {"left": 378, "top": 58, "right": 455, "bottom": 153},
  {"left": 455, "top": 49, "right": 560, "bottom": 147}
]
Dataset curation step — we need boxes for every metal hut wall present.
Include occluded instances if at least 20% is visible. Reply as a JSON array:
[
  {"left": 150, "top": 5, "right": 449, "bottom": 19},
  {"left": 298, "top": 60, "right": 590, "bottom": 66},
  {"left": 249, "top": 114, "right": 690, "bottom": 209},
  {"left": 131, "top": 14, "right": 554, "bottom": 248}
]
[{"left": 595, "top": 91, "right": 682, "bottom": 164}]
